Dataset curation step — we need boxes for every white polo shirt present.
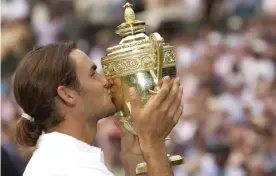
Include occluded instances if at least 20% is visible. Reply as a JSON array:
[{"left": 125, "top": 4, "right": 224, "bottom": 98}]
[{"left": 23, "top": 132, "right": 114, "bottom": 176}]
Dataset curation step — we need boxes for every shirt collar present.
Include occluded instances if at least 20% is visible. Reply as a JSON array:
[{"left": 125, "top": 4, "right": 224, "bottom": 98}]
[{"left": 37, "top": 132, "right": 104, "bottom": 162}]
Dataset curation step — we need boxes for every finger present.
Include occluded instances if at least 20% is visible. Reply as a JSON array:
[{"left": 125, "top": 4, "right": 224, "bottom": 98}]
[
  {"left": 160, "top": 77, "right": 180, "bottom": 112},
  {"left": 129, "top": 87, "right": 140, "bottom": 111},
  {"left": 164, "top": 103, "right": 182, "bottom": 136},
  {"left": 149, "top": 78, "right": 173, "bottom": 96},
  {"left": 169, "top": 78, "right": 174, "bottom": 88},
  {"left": 173, "top": 104, "right": 184, "bottom": 125},
  {"left": 152, "top": 76, "right": 171, "bottom": 105},
  {"left": 158, "top": 76, "right": 173, "bottom": 87},
  {"left": 166, "top": 85, "right": 183, "bottom": 118}
]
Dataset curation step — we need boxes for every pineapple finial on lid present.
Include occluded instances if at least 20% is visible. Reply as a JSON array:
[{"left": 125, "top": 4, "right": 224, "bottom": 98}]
[
  {"left": 123, "top": 3, "right": 136, "bottom": 24},
  {"left": 115, "top": 3, "right": 146, "bottom": 37}
]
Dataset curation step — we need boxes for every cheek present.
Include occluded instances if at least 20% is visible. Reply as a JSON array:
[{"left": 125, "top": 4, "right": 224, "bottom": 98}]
[
  {"left": 86, "top": 82, "right": 106, "bottom": 101},
  {"left": 81, "top": 75, "right": 108, "bottom": 101},
  {"left": 75, "top": 95, "right": 86, "bottom": 112}
]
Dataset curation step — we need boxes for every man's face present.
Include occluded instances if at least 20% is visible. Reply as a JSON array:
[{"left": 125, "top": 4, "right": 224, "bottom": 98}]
[{"left": 70, "top": 49, "right": 116, "bottom": 120}]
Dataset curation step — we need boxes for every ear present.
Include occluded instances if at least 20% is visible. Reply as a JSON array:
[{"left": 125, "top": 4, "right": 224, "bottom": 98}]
[{"left": 57, "top": 85, "right": 76, "bottom": 106}]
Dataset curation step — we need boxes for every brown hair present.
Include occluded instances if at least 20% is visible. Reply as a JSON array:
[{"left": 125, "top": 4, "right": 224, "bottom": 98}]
[{"left": 13, "top": 41, "right": 78, "bottom": 147}]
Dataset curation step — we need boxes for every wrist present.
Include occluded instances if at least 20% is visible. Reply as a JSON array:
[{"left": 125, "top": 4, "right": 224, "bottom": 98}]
[
  {"left": 138, "top": 138, "right": 166, "bottom": 156},
  {"left": 120, "top": 137, "right": 143, "bottom": 155},
  {"left": 121, "top": 151, "right": 144, "bottom": 163},
  {"left": 121, "top": 149, "right": 143, "bottom": 158}
]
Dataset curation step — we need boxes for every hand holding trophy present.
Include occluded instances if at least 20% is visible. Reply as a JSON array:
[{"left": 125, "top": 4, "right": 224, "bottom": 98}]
[{"left": 101, "top": 3, "right": 183, "bottom": 174}]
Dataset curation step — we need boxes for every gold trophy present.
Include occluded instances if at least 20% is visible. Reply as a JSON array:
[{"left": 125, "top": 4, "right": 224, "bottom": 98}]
[{"left": 101, "top": 3, "right": 183, "bottom": 174}]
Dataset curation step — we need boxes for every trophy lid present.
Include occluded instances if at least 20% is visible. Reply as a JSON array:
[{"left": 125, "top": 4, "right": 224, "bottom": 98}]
[
  {"left": 101, "top": 3, "right": 176, "bottom": 78},
  {"left": 115, "top": 3, "right": 146, "bottom": 37}
]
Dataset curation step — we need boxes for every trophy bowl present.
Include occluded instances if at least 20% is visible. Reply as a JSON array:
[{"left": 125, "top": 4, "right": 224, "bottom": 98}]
[{"left": 101, "top": 3, "right": 183, "bottom": 174}]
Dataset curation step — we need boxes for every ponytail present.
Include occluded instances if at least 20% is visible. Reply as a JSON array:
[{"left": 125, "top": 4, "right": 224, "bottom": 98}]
[{"left": 15, "top": 118, "right": 44, "bottom": 147}]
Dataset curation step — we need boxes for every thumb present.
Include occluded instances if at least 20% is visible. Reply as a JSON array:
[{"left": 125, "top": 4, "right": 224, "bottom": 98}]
[{"left": 129, "top": 87, "right": 140, "bottom": 111}]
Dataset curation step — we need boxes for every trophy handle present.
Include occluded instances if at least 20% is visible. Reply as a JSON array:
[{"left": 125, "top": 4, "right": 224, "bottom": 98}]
[{"left": 149, "top": 33, "right": 164, "bottom": 83}]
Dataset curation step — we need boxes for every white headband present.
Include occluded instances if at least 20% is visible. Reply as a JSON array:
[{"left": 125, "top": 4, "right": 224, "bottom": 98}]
[{"left": 21, "top": 113, "right": 34, "bottom": 122}]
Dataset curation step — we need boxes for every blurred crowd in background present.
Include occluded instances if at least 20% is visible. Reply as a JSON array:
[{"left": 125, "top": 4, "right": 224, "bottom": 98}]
[{"left": 1, "top": 0, "right": 276, "bottom": 176}]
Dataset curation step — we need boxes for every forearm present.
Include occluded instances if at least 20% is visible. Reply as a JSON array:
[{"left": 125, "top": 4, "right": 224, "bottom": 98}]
[
  {"left": 141, "top": 142, "right": 173, "bottom": 176},
  {"left": 121, "top": 152, "right": 146, "bottom": 176}
]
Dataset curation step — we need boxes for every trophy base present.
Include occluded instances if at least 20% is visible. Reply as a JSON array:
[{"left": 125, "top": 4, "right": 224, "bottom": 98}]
[{"left": 135, "top": 154, "right": 183, "bottom": 175}]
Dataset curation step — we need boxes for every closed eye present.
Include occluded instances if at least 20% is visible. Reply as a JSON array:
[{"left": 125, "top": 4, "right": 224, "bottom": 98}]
[{"left": 90, "top": 65, "right": 97, "bottom": 76}]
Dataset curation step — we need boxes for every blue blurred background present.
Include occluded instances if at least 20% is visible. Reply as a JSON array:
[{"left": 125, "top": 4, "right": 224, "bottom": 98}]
[{"left": 1, "top": 0, "right": 276, "bottom": 175}]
